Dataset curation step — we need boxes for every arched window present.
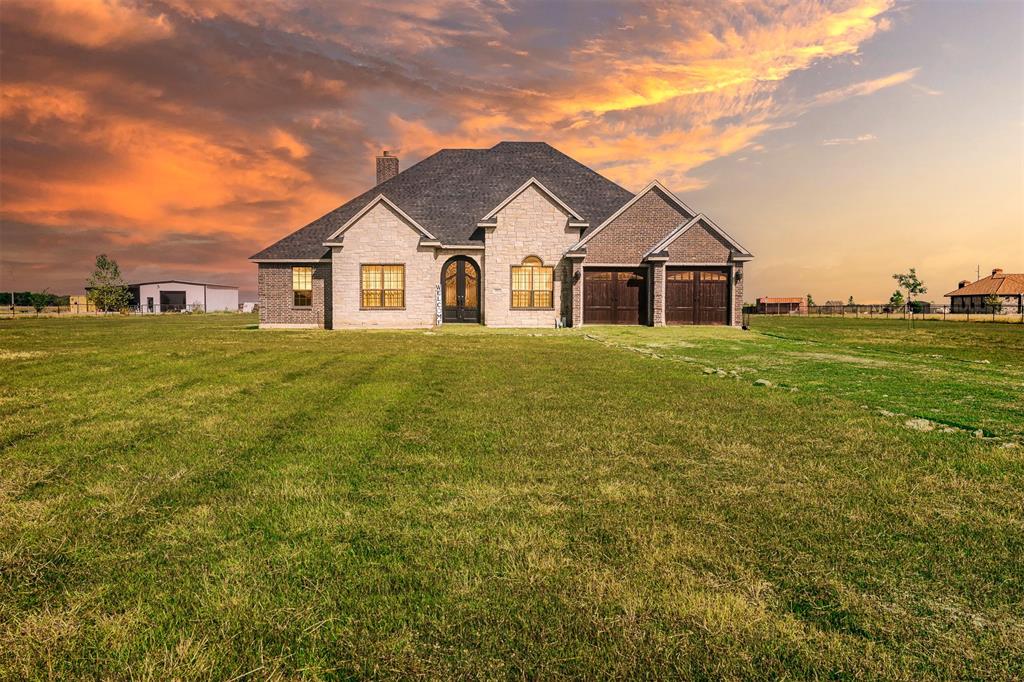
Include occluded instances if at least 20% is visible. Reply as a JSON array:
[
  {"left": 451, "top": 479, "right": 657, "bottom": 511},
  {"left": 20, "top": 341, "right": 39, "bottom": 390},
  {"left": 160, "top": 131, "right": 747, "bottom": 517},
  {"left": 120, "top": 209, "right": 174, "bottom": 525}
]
[{"left": 511, "top": 256, "right": 553, "bottom": 309}]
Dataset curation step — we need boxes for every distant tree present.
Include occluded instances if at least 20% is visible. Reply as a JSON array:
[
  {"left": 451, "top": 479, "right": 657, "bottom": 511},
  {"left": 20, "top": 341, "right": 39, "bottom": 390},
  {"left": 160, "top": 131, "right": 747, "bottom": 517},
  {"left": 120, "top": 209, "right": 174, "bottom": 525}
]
[
  {"left": 86, "top": 254, "right": 131, "bottom": 312},
  {"left": 29, "top": 289, "right": 50, "bottom": 315},
  {"left": 984, "top": 294, "right": 1003, "bottom": 314},
  {"left": 888, "top": 290, "right": 905, "bottom": 307},
  {"left": 892, "top": 268, "right": 927, "bottom": 305},
  {"left": 806, "top": 293, "right": 815, "bottom": 307},
  {"left": 847, "top": 295, "right": 855, "bottom": 306}
]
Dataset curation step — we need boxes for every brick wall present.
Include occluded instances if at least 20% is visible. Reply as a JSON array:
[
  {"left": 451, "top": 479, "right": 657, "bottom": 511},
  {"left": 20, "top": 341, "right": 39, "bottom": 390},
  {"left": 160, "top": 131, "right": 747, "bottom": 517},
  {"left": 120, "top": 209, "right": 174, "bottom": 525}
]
[
  {"left": 258, "top": 262, "right": 331, "bottom": 328},
  {"left": 484, "top": 185, "right": 578, "bottom": 327},
  {"left": 664, "top": 221, "right": 732, "bottom": 264},
  {"left": 584, "top": 188, "right": 690, "bottom": 263}
]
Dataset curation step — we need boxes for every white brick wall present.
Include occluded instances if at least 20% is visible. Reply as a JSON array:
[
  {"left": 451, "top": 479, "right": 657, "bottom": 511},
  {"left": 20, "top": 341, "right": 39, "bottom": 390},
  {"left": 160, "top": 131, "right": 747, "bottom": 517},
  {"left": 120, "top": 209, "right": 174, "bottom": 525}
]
[{"left": 483, "top": 185, "right": 578, "bottom": 327}]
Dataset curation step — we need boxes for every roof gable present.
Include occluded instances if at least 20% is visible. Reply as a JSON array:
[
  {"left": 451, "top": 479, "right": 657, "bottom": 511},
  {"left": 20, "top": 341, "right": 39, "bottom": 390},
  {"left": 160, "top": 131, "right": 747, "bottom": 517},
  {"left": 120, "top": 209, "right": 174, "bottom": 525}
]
[
  {"left": 323, "top": 194, "right": 436, "bottom": 244},
  {"left": 478, "top": 177, "right": 586, "bottom": 225},
  {"left": 644, "top": 213, "right": 753, "bottom": 260},
  {"left": 572, "top": 180, "right": 696, "bottom": 250}
]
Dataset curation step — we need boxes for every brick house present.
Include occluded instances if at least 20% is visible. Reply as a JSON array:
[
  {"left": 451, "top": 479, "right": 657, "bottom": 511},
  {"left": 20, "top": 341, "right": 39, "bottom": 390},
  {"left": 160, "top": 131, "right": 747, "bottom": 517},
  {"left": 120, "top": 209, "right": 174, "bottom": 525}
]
[
  {"left": 251, "top": 142, "right": 753, "bottom": 329},
  {"left": 945, "top": 269, "right": 1024, "bottom": 313},
  {"left": 756, "top": 297, "right": 807, "bottom": 314}
]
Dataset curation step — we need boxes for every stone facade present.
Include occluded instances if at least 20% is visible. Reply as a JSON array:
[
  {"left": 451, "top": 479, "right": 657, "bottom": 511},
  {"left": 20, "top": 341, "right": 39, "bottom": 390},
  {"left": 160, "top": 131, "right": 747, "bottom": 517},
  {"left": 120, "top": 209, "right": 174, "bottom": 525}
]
[
  {"left": 583, "top": 188, "right": 690, "bottom": 264},
  {"left": 651, "top": 262, "right": 666, "bottom": 326},
  {"left": 732, "top": 264, "right": 745, "bottom": 327},
  {"left": 482, "top": 185, "right": 577, "bottom": 327},
  {"left": 257, "top": 181, "right": 751, "bottom": 329},
  {"left": 570, "top": 259, "right": 584, "bottom": 327},
  {"left": 257, "top": 262, "right": 331, "bottom": 328},
  {"left": 331, "top": 202, "right": 439, "bottom": 328}
]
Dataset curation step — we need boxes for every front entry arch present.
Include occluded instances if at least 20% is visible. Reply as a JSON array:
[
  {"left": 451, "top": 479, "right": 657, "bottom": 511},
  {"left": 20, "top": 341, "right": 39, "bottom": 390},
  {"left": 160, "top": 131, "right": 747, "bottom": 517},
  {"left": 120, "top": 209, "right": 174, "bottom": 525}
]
[{"left": 441, "top": 256, "right": 480, "bottom": 323}]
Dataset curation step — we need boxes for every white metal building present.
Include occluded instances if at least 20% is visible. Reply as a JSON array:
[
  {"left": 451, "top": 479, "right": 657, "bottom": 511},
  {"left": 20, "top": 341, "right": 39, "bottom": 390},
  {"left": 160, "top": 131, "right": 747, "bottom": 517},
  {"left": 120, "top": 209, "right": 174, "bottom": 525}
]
[{"left": 128, "top": 280, "right": 239, "bottom": 313}]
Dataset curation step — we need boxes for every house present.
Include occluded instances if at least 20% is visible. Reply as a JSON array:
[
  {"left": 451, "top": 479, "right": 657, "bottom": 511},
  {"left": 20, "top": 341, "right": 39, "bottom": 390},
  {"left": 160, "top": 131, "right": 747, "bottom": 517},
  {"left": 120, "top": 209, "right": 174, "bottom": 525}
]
[
  {"left": 126, "top": 281, "right": 238, "bottom": 312},
  {"left": 250, "top": 142, "right": 753, "bottom": 329},
  {"left": 945, "top": 269, "right": 1024, "bottom": 313},
  {"left": 756, "top": 297, "right": 806, "bottom": 314}
]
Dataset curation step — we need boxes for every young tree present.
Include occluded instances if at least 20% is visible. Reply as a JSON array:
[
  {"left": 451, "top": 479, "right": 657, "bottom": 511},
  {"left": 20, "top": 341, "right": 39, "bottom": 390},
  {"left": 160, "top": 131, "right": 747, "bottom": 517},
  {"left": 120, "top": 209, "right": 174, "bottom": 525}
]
[
  {"left": 29, "top": 289, "right": 50, "bottom": 315},
  {"left": 86, "top": 254, "right": 131, "bottom": 312},
  {"left": 806, "top": 293, "right": 815, "bottom": 307},
  {"left": 892, "top": 268, "right": 927, "bottom": 305},
  {"left": 888, "top": 290, "right": 905, "bottom": 307},
  {"left": 847, "top": 295, "right": 855, "bottom": 306},
  {"left": 984, "top": 293, "right": 1003, "bottom": 314}
]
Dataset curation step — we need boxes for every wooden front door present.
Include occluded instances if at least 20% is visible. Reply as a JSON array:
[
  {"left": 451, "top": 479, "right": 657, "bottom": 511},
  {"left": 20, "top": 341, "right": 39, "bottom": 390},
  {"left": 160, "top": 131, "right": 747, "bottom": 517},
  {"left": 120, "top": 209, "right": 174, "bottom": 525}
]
[
  {"left": 666, "top": 268, "right": 729, "bottom": 325},
  {"left": 584, "top": 268, "right": 648, "bottom": 325},
  {"left": 442, "top": 257, "right": 480, "bottom": 323}
]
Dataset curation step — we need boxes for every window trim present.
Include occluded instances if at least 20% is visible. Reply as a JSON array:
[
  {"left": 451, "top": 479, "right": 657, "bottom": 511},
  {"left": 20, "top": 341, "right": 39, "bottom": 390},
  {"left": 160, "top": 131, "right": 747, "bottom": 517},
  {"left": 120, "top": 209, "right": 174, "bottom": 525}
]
[
  {"left": 291, "top": 266, "right": 314, "bottom": 309},
  {"left": 509, "top": 257, "right": 555, "bottom": 310},
  {"left": 359, "top": 263, "right": 406, "bottom": 310}
]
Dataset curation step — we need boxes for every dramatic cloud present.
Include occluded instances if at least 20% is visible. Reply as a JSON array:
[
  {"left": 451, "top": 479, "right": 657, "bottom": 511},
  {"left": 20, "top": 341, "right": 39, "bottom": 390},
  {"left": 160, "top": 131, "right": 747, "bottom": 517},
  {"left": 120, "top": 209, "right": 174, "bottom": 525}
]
[{"left": 0, "top": 0, "right": 907, "bottom": 296}]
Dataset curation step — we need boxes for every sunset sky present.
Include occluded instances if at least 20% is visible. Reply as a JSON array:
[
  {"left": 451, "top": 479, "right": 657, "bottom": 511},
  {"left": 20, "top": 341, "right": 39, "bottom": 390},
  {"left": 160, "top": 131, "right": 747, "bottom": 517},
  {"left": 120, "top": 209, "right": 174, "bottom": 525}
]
[{"left": 1, "top": 0, "right": 1021, "bottom": 302}]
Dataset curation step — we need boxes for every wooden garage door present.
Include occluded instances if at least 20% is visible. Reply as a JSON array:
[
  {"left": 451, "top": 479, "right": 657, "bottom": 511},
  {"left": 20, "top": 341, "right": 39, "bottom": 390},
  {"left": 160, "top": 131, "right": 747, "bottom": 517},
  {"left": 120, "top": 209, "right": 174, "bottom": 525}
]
[
  {"left": 584, "top": 269, "right": 648, "bottom": 325},
  {"left": 666, "top": 268, "right": 729, "bottom": 325}
]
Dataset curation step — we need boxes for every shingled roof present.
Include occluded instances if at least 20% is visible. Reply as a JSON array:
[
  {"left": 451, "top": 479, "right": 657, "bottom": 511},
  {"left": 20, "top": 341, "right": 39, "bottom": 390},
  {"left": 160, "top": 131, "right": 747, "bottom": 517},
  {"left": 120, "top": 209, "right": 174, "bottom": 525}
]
[
  {"left": 250, "top": 142, "right": 634, "bottom": 260},
  {"left": 945, "top": 271, "right": 1024, "bottom": 297}
]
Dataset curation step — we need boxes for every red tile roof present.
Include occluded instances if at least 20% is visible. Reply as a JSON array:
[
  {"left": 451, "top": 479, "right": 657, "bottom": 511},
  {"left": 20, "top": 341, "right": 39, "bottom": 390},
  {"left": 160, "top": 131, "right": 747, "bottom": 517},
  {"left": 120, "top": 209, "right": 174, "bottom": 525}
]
[
  {"left": 946, "top": 273, "right": 1024, "bottom": 297},
  {"left": 758, "top": 297, "right": 804, "bottom": 303}
]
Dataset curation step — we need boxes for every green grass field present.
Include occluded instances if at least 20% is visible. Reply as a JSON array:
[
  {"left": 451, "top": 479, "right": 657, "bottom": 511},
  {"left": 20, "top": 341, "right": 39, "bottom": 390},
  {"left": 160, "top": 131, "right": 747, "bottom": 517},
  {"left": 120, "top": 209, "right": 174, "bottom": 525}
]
[{"left": 2, "top": 315, "right": 1022, "bottom": 679}]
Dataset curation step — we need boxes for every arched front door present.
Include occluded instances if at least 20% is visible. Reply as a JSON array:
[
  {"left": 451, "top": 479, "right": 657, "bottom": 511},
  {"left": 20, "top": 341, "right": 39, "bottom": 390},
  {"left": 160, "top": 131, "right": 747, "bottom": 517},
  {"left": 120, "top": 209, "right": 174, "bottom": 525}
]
[{"left": 441, "top": 256, "right": 480, "bottom": 323}]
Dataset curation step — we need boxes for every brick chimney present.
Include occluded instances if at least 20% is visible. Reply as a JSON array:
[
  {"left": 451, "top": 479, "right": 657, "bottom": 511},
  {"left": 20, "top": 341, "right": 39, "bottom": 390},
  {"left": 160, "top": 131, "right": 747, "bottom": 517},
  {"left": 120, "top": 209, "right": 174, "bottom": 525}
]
[
  {"left": 992, "top": 268, "right": 1003, "bottom": 277},
  {"left": 958, "top": 280, "right": 970, "bottom": 288},
  {"left": 376, "top": 150, "right": 399, "bottom": 185}
]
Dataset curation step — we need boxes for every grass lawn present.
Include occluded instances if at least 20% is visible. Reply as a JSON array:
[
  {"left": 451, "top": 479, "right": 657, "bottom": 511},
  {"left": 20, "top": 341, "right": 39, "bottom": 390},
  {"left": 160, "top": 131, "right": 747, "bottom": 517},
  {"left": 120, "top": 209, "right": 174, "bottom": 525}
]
[{"left": 1, "top": 314, "right": 1022, "bottom": 679}]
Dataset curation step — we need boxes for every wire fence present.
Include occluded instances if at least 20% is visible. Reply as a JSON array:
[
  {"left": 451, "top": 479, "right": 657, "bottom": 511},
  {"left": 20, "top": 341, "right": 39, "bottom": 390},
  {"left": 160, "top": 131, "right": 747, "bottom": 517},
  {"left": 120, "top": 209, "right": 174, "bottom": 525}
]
[
  {"left": 747, "top": 303, "right": 1024, "bottom": 324},
  {"left": 0, "top": 304, "right": 255, "bottom": 319}
]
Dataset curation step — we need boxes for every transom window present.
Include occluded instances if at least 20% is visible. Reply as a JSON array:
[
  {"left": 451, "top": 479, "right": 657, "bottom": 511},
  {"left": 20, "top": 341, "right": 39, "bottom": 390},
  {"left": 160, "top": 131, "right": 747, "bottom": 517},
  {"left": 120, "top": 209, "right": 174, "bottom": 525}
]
[
  {"left": 361, "top": 265, "right": 405, "bottom": 309},
  {"left": 511, "top": 256, "right": 553, "bottom": 309},
  {"left": 292, "top": 266, "right": 313, "bottom": 307}
]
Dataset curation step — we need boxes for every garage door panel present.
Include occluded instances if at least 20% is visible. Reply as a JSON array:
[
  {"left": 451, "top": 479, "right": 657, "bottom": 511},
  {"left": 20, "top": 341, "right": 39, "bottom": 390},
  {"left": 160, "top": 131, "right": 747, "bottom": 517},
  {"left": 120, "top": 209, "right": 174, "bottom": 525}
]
[
  {"left": 584, "top": 269, "right": 647, "bottom": 325},
  {"left": 698, "top": 271, "right": 728, "bottom": 324},
  {"left": 667, "top": 268, "right": 729, "bottom": 325},
  {"left": 666, "top": 271, "right": 695, "bottom": 324}
]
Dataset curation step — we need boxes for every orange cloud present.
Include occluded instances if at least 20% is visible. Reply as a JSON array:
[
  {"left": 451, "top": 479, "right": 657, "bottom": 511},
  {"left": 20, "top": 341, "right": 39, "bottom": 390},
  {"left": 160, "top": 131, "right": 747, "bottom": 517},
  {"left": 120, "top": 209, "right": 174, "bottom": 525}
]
[
  {"left": 1, "top": 0, "right": 915, "bottom": 296},
  {"left": 3, "top": 0, "right": 173, "bottom": 47}
]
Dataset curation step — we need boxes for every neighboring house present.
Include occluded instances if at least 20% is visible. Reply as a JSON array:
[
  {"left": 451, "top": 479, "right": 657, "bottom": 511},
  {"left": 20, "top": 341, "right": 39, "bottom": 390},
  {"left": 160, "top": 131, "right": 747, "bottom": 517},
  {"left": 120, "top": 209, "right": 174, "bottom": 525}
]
[
  {"left": 946, "top": 269, "right": 1024, "bottom": 313},
  {"left": 756, "top": 297, "right": 806, "bottom": 314},
  {"left": 250, "top": 142, "right": 753, "bottom": 329},
  {"left": 126, "top": 281, "right": 239, "bottom": 312}
]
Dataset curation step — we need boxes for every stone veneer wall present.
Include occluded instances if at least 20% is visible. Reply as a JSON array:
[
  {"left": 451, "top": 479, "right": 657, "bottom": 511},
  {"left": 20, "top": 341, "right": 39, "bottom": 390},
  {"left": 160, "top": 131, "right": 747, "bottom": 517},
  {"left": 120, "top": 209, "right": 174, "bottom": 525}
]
[
  {"left": 583, "top": 188, "right": 690, "bottom": 263},
  {"left": 570, "top": 260, "right": 584, "bottom": 327},
  {"left": 733, "top": 263, "right": 744, "bottom": 327},
  {"left": 331, "top": 202, "right": 440, "bottom": 328},
  {"left": 651, "top": 262, "right": 666, "bottom": 326},
  {"left": 258, "top": 262, "right": 331, "bottom": 328},
  {"left": 483, "top": 185, "right": 578, "bottom": 327}
]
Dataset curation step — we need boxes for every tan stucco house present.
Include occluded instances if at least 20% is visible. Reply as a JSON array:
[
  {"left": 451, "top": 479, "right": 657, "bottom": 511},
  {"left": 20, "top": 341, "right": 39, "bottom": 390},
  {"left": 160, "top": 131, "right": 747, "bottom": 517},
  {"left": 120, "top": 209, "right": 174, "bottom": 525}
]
[{"left": 251, "top": 142, "right": 753, "bottom": 329}]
